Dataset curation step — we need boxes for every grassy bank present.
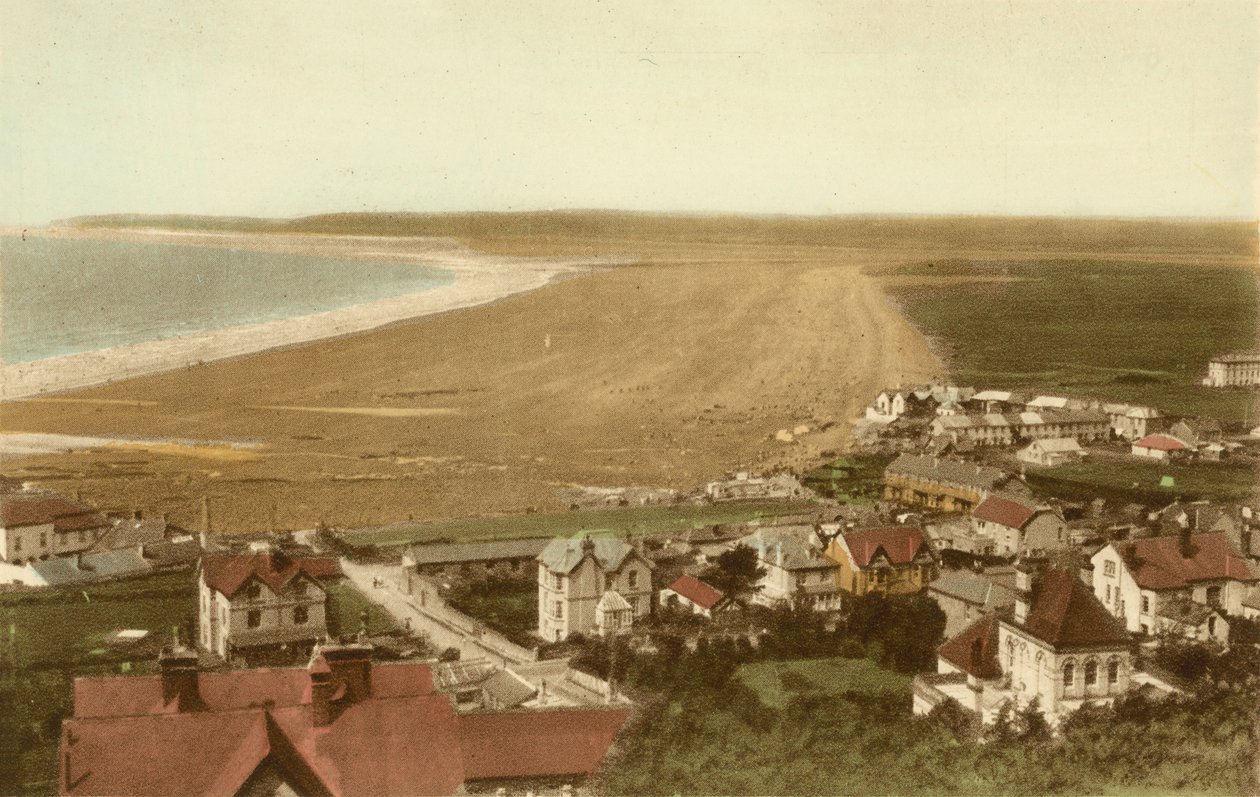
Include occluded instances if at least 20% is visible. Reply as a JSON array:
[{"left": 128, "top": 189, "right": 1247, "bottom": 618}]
[
  {"left": 339, "top": 500, "right": 817, "bottom": 549},
  {"left": 886, "top": 259, "right": 1258, "bottom": 421}
]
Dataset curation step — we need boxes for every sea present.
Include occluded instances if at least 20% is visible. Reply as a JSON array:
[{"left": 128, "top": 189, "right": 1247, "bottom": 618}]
[{"left": 0, "top": 236, "right": 456, "bottom": 364}]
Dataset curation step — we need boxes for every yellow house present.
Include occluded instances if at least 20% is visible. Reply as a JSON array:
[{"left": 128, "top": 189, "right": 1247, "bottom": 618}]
[{"left": 826, "top": 526, "right": 936, "bottom": 597}]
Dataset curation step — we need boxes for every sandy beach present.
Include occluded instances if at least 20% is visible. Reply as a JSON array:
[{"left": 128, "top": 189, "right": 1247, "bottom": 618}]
[{"left": 0, "top": 227, "right": 627, "bottom": 400}]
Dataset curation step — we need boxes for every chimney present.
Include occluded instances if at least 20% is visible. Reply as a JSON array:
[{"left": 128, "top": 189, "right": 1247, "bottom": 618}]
[
  {"left": 309, "top": 657, "right": 337, "bottom": 727},
  {"left": 322, "top": 642, "right": 374, "bottom": 703},
  {"left": 159, "top": 644, "right": 202, "bottom": 711},
  {"left": 1014, "top": 558, "right": 1041, "bottom": 624},
  {"left": 1179, "top": 527, "right": 1196, "bottom": 559}
]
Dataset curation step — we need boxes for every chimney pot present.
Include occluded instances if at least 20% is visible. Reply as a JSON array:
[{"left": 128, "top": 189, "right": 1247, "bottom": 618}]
[{"left": 159, "top": 645, "right": 202, "bottom": 711}]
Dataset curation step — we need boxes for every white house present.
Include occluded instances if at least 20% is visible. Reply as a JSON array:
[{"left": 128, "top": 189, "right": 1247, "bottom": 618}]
[
  {"left": 198, "top": 552, "right": 339, "bottom": 662},
  {"left": 865, "top": 390, "right": 910, "bottom": 423},
  {"left": 913, "top": 565, "right": 1145, "bottom": 726},
  {"left": 1203, "top": 352, "right": 1260, "bottom": 387},
  {"left": 1090, "top": 531, "right": 1259, "bottom": 635},
  {"left": 1131, "top": 434, "right": 1189, "bottom": 461},
  {"left": 537, "top": 536, "right": 654, "bottom": 641},
  {"left": 1111, "top": 406, "right": 1164, "bottom": 441},
  {"left": 736, "top": 527, "right": 841, "bottom": 611},
  {"left": 1017, "top": 438, "right": 1085, "bottom": 468},
  {"left": 970, "top": 496, "right": 1068, "bottom": 557},
  {"left": 0, "top": 490, "right": 110, "bottom": 566},
  {"left": 659, "top": 574, "right": 730, "bottom": 618}
]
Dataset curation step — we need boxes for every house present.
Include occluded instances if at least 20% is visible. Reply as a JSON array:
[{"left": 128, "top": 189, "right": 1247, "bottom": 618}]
[
  {"left": 659, "top": 574, "right": 731, "bottom": 618},
  {"left": 60, "top": 641, "right": 631, "bottom": 797},
  {"left": 1203, "top": 351, "right": 1260, "bottom": 387},
  {"left": 1242, "top": 586, "right": 1260, "bottom": 621},
  {"left": 0, "top": 489, "right": 110, "bottom": 565},
  {"left": 400, "top": 538, "right": 549, "bottom": 587},
  {"left": 968, "top": 390, "right": 1028, "bottom": 414},
  {"left": 826, "top": 526, "right": 936, "bottom": 597},
  {"left": 928, "top": 414, "right": 1013, "bottom": 447},
  {"left": 1168, "top": 418, "right": 1223, "bottom": 449},
  {"left": 1110, "top": 406, "right": 1165, "bottom": 441},
  {"left": 913, "top": 566, "right": 1150, "bottom": 726},
  {"left": 883, "top": 454, "right": 1028, "bottom": 514},
  {"left": 1153, "top": 597, "right": 1230, "bottom": 645},
  {"left": 1013, "top": 410, "right": 1110, "bottom": 443},
  {"left": 866, "top": 389, "right": 912, "bottom": 423},
  {"left": 736, "top": 527, "right": 841, "bottom": 611},
  {"left": 1090, "top": 530, "right": 1260, "bottom": 634},
  {"left": 928, "top": 569, "right": 1017, "bottom": 637},
  {"left": 1131, "top": 434, "right": 1189, "bottom": 461},
  {"left": 970, "top": 496, "right": 1068, "bottom": 557},
  {"left": 537, "top": 536, "right": 654, "bottom": 642},
  {"left": 1152, "top": 501, "right": 1258, "bottom": 560},
  {"left": 703, "top": 471, "right": 806, "bottom": 502},
  {"left": 198, "top": 552, "right": 341, "bottom": 663},
  {"left": 1017, "top": 438, "right": 1085, "bottom": 468}
]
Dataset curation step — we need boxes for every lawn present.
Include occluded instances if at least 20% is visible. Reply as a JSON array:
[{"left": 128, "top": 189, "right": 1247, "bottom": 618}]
[
  {"left": 1027, "top": 460, "right": 1257, "bottom": 505},
  {"left": 324, "top": 581, "right": 399, "bottom": 638},
  {"left": 339, "top": 500, "right": 816, "bottom": 549},
  {"left": 737, "top": 656, "right": 911, "bottom": 709},
  {"left": 885, "top": 259, "right": 1258, "bottom": 422}
]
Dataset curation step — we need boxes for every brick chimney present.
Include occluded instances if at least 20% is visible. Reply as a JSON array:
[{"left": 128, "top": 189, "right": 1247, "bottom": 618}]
[
  {"left": 1014, "top": 557, "right": 1043, "bottom": 624},
  {"left": 1179, "top": 526, "right": 1197, "bottom": 559},
  {"left": 309, "top": 642, "right": 374, "bottom": 726},
  {"left": 159, "top": 644, "right": 202, "bottom": 711}
]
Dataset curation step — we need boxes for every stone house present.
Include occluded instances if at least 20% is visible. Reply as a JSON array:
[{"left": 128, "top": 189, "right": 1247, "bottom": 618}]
[
  {"left": 198, "top": 552, "right": 340, "bottom": 663},
  {"left": 400, "top": 538, "right": 548, "bottom": 589},
  {"left": 1168, "top": 418, "right": 1223, "bottom": 449},
  {"left": 1108, "top": 406, "right": 1165, "bottom": 441},
  {"left": 1017, "top": 437, "right": 1085, "bottom": 467},
  {"left": 970, "top": 495, "right": 1068, "bottom": 557},
  {"left": 883, "top": 454, "right": 1028, "bottom": 514},
  {"left": 0, "top": 490, "right": 110, "bottom": 566},
  {"left": 1203, "top": 351, "right": 1260, "bottom": 387},
  {"left": 536, "top": 536, "right": 654, "bottom": 642},
  {"left": 1090, "top": 530, "right": 1259, "bottom": 635}
]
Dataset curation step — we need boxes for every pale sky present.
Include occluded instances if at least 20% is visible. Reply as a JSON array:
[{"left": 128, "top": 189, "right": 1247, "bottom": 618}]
[{"left": 1, "top": 1, "right": 1256, "bottom": 225}]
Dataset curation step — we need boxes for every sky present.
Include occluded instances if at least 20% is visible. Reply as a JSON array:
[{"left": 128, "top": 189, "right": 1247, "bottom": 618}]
[{"left": 1, "top": 1, "right": 1257, "bottom": 225}]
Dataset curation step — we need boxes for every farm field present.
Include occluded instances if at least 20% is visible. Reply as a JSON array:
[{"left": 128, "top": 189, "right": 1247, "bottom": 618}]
[
  {"left": 339, "top": 500, "right": 816, "bottom": 549},
  {"left": 1026, "top": 460, "right": 1258, "bottom": 505},
  {"left": 882, "top": 259, "right": 1258, "bottom": 422}
]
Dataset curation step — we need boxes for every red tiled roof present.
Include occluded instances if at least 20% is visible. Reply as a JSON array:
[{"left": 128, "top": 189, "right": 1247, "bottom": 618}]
[
  {"left": 664, "top": 574, "right": 725, "bottom": 610},
  {"left": 937, "top": 613, "right": 1003, "bottom": 679},
  {"left": 1133, "top": 434, "right": 1187, "bottom": 452},
  {"left": 200, "top": 553, "right": 340, "bottom": 598},
  {"left": 0, "top": 494, "right": 108, "bottom": 531},
  {"left": 843, "top": 526, "right": 929, "bottom": 568},
  {"left": 459, "top": 708, "right": 631, "bottom": 782},
  {"left": 1118, "top": 532, "right": 1259, "bottom": 590},
  {"left": 972, "top": 495, "right": 1036, "bottom": 530},
  {"left": 1020, "top": 569, "right": 1130, "bottom": 649}
]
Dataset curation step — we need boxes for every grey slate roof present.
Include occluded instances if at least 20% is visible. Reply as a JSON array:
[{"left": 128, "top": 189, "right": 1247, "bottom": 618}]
[
  {"left": 928, "top": 570, "right": 1017, "bottom": 610},
  {"left": 407, "top": 538, "right": 549, "bottom": 567},
  {"left": 538, "top": 536, "right": 641, "bottom": 574},
  {"left": 481, "top": 668, "right": 538, "bottom": 708},
  {"left": 885, "top": 454, "right": 1011, "bottom": 492},
  {"left": 736, "top": 528, "right": 835, "bottom": 571},
  {"left": 32, "top": 548, "right": 153, "bottom": 586}
]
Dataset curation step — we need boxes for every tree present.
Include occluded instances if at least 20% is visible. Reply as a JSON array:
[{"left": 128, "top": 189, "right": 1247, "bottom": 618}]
[{"left": 701, "top": 544, "right": 766, "bottom": 601}]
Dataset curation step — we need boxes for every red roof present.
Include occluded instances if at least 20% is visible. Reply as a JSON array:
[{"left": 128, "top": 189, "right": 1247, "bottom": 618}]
[
  {"left": 664, "top": 574, "right": 725, "bottom": 610},
  {"left": 62, "top": 653, "right": 626, "bottom": 797},
  {"left": 1118, "top": 532, "right": 1259, "bottom": 590},
  {"left": 1133, "top": 434, "right": 1187, "bottom": 452},
  {"left": 843, "top": 527, "right": 929, "bottom": 568},
  {"left": 937, "top": 613, "right": 1003, "bottom": 679},
  {"left": 972, "top": 496, "right": 1036, "bottom": 530},
  {"left": 0, "top": 493, "right": 108, "bottom": 531},
  {"left": 1020, "top": 569, "right": 1130, "bottom": 649},
  {"left": 459, "top": 708, "right": 631, "bottom": 782},
  {"left": 200, "top": 553, "right": 340, "bottom": 598}
]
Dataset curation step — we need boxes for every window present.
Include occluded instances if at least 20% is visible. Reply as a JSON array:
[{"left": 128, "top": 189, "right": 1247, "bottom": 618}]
[
  {"left": 628, "top": 570, "right": 638, "bottom": 589},
  {"left": 246, "top": 583, "right": 261, "bottom": 601},
  {"left": 1084, "top": 660, "right": 1097, "bottom": 687},
  {"left": 553, "top": 601, "right": 563, "bottom": 619},
  {"left": 1207, "top": 616, "right": 1217, "bottom": 636},
  {"left": 1206, "top": 586, "right": 1222, "bottom": 607},
  {"left": 294, "top": 606, "right": 309, "bottom": 625},
  {"left": 39, "top": 532, "right": 47, "bottom": 548},
  {"left": 1105, "top": 585, "right": 1112, "bottom": 603},
  {"left": 1141, "top": 595, "right": 1150, "bottom": 614},
  {"left": 1062, "top": 661, "right": 1075, "bottom": 688},
  {"left": 1108, "top": 659, "right": 1119, "bottom": 684},
  {"left": 552, "top": 573, "right": 563, "bottom": 590},
  {"left": 13, "top": 537, "right": 20, "bottom": 553},
  {"left": 247, "top": 610, "right": 261, "bottom": 628},
  {"left": 1104, "top": 561, "right": 1116, "bottom": 577}
]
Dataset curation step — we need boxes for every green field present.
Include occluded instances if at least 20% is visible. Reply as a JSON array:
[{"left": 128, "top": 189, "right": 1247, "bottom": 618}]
[
  {"left": 339, "top": 500, "right": 816, "bottom": 549},
  {"left": 737, "top": 656, "right": 911, "bottom": 709},
  {"left": 1027, "top": 460, "right": 1257, "bottom": 505},
  {"left": 324, "top": 581, "right": 400, "bottom": 638},
  {"left": 887, "top": 259, "right": 1258, "bottom": 421}
]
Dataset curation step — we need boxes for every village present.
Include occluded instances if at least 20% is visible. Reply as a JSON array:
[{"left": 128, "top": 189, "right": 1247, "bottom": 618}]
[{"left": 0, "top": 350, "right": 1257, "bottom": 796}]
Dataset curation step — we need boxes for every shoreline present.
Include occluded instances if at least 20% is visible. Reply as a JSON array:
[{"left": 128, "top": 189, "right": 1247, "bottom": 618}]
[{"left": 0, "top": 228, "right": 630, "bottom": 400}]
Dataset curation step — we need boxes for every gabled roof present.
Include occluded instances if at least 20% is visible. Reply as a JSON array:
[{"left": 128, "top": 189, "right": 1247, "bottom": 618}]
[
  {"left": 841, "top": 526, "right": 930, "bottom": 569},
  {"left": 972, "top": 496, "right": 1036, "bottom": 530},
  {"left": 1116, "top": 532, "right": 1258, "bottom": 590},
  {"left": 738, "top": 528, "right": 835, "bottom": 571},
  {"left": 458, "top": 707, "right": 631, "bottom": 782},
  {"left": 200, "top": 554, "right": 339, "bottom": 599},
  {"left": 0, "top": 493, "right": 108, "bottom": 531},
  {"left": 1134, "top": 434, "right": 1187, "bottom": 451},
  {"left": 1017, "top": 569, "right": 1130, "bottom": 649},
  {"left": 928, "top": 570, "right": 1016, "bottom": 610},
  {"left": 664, "top": 574, "right": 725, "bottom": 610},
  {"left": 938, "top": 613, "right": 1004, "bottom": 679},
  {"left": 596, "top": 590, "right": 632, "bottom": 612},
  {"left": 537, "top": 536, "right": 643, "bottom": 575},
  {"left": 885, "top": 454, "right": 1011, "bottom": 492},
  {"left": 479, "top": 669, "right": 537, "bottom": 708},
  {"left": 406, "top": 538, "right": 549, "bottom": 567},
  {"left": 972, "top": 390, "right": 1012, "bottom": 402},
  {"left": 1027, "top": 438, "right": 1084, "bottom": 453},
  {"left": 1155, "top": 596, "right": 1222, "bottom": 628},
  {"left": 33, "top": 548, "right": 152, "bottom": 586}
]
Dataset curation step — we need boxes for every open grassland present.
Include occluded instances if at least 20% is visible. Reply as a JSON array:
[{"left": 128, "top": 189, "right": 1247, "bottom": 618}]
[
  {"left": 884, "top": 259, "right": 1259, "bottom": 421},
  {"left": 3, "top": 214, "right": 1252, "bottom": 532},
  {"left": 340, "top": 500, "right": 815, "bottom": 549},
  {"left": 1027, "top": 460, "right": 1258, "bottom": 505}
]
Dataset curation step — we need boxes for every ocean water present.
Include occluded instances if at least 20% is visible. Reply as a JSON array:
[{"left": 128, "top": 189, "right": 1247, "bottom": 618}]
[{"left": 0, "top": 236, "right": 456, "bottom": 363}]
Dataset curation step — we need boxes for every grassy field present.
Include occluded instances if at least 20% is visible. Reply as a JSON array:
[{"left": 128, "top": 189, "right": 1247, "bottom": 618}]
[
  {"left": 1027, "top": 460, "right": 1258, "bottom": 505},
  {"left": 885, "top": 259, "right": 1258, "bottom": 421},
  {"left": 339, "top": 500, "right": 816, "bottom": 549},
  {"left": 736, "top": 656, "right": 911, "bottom": 709},
  {"left": 324, "top": 581, "right": 399, "bottom": 638}
]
